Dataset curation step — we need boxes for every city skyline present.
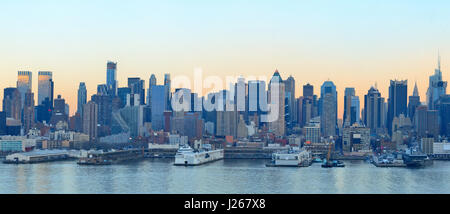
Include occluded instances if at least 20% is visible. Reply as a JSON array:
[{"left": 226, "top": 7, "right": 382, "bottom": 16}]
[{"left": 0, "top": 56, "right": 447, "bottom": 119}]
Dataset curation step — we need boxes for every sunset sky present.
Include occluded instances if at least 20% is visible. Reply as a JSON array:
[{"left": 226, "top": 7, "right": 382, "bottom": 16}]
[{"left": 0, "top": 0, "right": 449, "bottom": 118}]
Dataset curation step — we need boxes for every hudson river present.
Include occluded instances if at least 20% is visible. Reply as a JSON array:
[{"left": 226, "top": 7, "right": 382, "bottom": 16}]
[{"left": 1, "top": 159, "right": 449, "bottom": 194}]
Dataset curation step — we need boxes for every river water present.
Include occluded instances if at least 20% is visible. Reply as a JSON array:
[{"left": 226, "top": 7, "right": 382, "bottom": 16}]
[{"left": 1, "top": 159, "right": 449, "bottom": 194}]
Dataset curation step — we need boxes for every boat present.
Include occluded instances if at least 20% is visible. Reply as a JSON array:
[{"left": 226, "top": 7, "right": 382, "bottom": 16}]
[
  {"left": 174, "top": 144, "right": 224, "bottom": 166},
  {"left": 266, "top": 147, "right": 312, "bottom": 167},
  {"left": 313, "top": 158, "right": 322, "bottom": 163},
  {"left": 322, "top": 160, "right": 345, "bottom": 168},
  {"left": 402, "top": 147, "right": 433, "bottom": 168},
  {"left": 321, "top": 143, "right": 345, "bottom": 168}
]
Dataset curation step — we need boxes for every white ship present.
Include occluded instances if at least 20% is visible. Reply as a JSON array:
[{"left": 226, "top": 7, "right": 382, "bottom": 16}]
[
  {"left": 267, "top": 147, "right": 312, "bottom": 167},
  {"left": 174, "top": 144, "right": 224, "bottom": 166}
]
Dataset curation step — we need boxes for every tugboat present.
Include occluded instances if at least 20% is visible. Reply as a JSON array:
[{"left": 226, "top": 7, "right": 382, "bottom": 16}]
[{"left": 321, "top": 143, "right": 345, "bottom": 168}]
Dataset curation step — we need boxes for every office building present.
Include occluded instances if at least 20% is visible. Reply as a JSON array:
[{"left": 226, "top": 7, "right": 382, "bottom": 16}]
[
  {"left": 147, "top": 74, "right": 157, "bottom": 106},
  {"left": 363, "top": 87, "right": 385, "bottom": 134},
  {"left": 23, "top": 90, "right": 35, "bottom": 134},
  {"left": 38, "top": 71, "right": 53, "bottom": 107},
  {"left": 77, "top": 82, "right": 87, "bottom": 116},
  {"left": 17, "top": 71, "right": 32, "bottom": 108},
  {"left": 319, "top": 81, "right": 337, "bottom": 137},
  {"left": 343, "top": 87, "right": 360, "bottom": 127},
  {"left": 83, "top": 101, "right": 98, "bottom": 143},
  {"left": 106, "top": 61, "right": 118, "bottom": 96},
  {"left": 426, "top": 55, "right": 447, "bottom": 110},
  {"left": 151, "top": 85, "right": 168, "bottom": 131},
  {"left": 408, "top": 82, "right": 421, "bottom": 120},
  {"left": 2, "top": 88, "right": 21, "bottom": 121},
  {"left": 128, "top": 77, "right": 145, "bottom": 105},
  {"left": 387, "top": 80, "right": 408, "bottom": 135},
  {"left": 268, "top": 70, "right": 286, "bottom": 136}
]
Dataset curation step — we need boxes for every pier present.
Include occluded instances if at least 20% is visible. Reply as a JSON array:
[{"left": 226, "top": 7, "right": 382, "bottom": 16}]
[{"left": 78, "top": 149, "right": 145, "bottom": 165}]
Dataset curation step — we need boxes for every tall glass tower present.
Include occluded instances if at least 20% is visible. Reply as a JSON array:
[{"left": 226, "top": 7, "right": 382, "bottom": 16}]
[
  {"left": 106, "top": 61, "right": 117, "bottom": 97},
  {"left": 38, "top": 71, "right": 53, "bottom": 106},
  {"left": 17, "top": 71, "right": 32, "bottom": 108}
]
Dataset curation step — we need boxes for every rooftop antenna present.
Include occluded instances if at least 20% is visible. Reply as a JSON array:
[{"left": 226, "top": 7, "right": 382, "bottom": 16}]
[
  {"left": 438, "top": 50, "right": 441, "bottom": 71},
  {"left": 374, "top": 82, "right": 378, "bottom": 89}
]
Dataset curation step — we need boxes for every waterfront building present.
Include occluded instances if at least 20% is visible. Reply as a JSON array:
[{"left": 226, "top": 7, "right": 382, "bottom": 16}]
[
  {"left": 106, "top": 61, "right": 118, "bottom": 96},
  {"left": 17, "top": 71, "right": 32, "bottom": 108},
  {"left": 342, "top": 124, "right": 370, "bottom": 152},
  {"left": 387, "top": 80, "right": 408, "bottom": 135}
]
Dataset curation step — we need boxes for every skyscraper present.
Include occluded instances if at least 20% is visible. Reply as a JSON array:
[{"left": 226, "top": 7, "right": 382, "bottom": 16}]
[
  {"left": 216, "top": 90, "right": 238, "bottom": 138},
  {"left": 2, "top": 88, "right": 21, "bottom": 121},
  {"left": 77, "top": 82, "right": 87, "bottom": 117},
  {"left": 147, "top": 74, "right": 157, "bottom": 106},
  {"left": 17, "top": 71, "right": 32, "bottom": 108},
  {"left": 151, "top": 85, "right": 168, "bottom": 131},
  {"left": 248, "top": 80, "right": 267, "bottom": 126},
  {"left": 387, "top": 80, "right": 408, "bottom": 135},
  {"left": 343, "top": 88, "right": 360, "bottom": 127},
  {"left": 128, "top": 77, "right": 145, "bottom": 105},
  {"left": 106, "top": 61, "right": 118, "bottom": 97},
  {"left": 50, "top": 95, "right": 68, "bottom": 125},
  {"left": 91, "top": 94, "right": 113, "bottom": 137},
  {"left": 299, "top": 84, "right": 318, "bottom": 127},
  {"left": 436, "top": 95, "right": 450, "bottom": 137},
  {"left": 426, "top": 54, "right": 447, "bottom": 110},
  {"left": 0, "top": 111, "right": 6, "bottom": 135},
  {"left": 319, "top": 81, "right": 337, "bottom": 137},
  {"left": 284, "top": 75, "right": 296, "bottom": 128},
  {"left": 164, "top": 74, "right": 171, "bottom": 110},
  {"left": 408, "top": 82, "right": 420, "bottom": 120},
  {"left": 38, "top": 71, "right": 53, "bottom": 107},
  {"left": 23, "top": 90, "right": 35, "bottom": 134},
  {"left": 268, "top": 70, "right": 286, "bottom": 136},
  {"left": 83, "top": 101, "right": 98, "bottom": 143},
  {"left": 415, "top": 105, "right": 439, "bottom": 139}
]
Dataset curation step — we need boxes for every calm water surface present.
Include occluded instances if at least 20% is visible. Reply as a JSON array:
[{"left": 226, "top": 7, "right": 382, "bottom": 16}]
[{"left": 1, "top": 159, "right": 449, "bottom": 194}]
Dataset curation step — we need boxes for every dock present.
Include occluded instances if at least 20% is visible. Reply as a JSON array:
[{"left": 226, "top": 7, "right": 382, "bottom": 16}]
[
  {"left": 3, "top": 150, "right": 72, "bottom": 164},
  {"left": 77, "top": 149, "right": 145, "bottom": 165}
]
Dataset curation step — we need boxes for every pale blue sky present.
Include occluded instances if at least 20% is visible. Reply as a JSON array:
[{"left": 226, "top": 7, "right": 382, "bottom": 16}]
[{"left": 0, "top": 0, "right": 449, "bottom": 116}]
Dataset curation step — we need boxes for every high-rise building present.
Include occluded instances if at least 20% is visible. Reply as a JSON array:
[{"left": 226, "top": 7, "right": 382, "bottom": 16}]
[
  {"left": 106, "top": 61, "right": 118, "bottom": 96},
  {"left": 117, "top": 87, "right": 132, "bottom": 108},
  {"left": 91, "top": 94, "right": 113, "bottom": 137},
  {"left": 151, "top": 85, "right": 168, "bottom": 131},
  {"left": 343, "top": 88, "right": 360, "bottom": 127},
  {"left": 319, "top": 81, "right": 337, "bottom": 137},
  {"left": 436, "top": 95, "right": 450, "bottom": 137},
  {"left": 216, "top": 91, "right": 238, "bottom": 137},
  {"left": 83, "top": 101, "right": 98, "bottom": 143},
  {"left": 284, "top": 76, "right": 296, "bottom": 128},
  {"left": 128, "top": 77, "right": 145, "bottom": 105},
  {"left": 147, "top": 74, "right": 157, "bottom": 106},
  {"left": 408, "top": 82, "right": 420, "bottom": 120},
  {"left": 2, "top": 88, "right": 21, "bottom": 121},
  {"left": 0, "top": 111, "right": 6, "bottom": 135},
  {"left": 50, "top": 95, "right": 68, "bottom": 125},
  {"left": 164, "top": 74, "right": 171, "bottom": 110},
  {"left": 387, "top": 80, "right": 408, "bottom": 135},
  {"left": 299, "top": 84, "right": 318, "bottom": 127},
  {"left": 77, "top": 82, "right": 87, "bottom": 117},
  {"left": 17, "top": 71, "right": 32, "bottom": 108},
  {"left": 364, "top": 87, "right": 385, "bottom": 134},
  {"left": 248, "top": 80, "right": 267, "bottom": 127},
  {"left": 38, "top": 71, "right": 53, "bottom": 107},
  {"left": 268, "top": 70, "right": 286, "bottom": 136},
  {"left": 426, "top": 54, "right": 447, "bottom": 110},
  {"left": 415, "top": 105, "right": 439, "bottom": 139},
  {"left": 23, "top": 90, "right": 35, "bottom": 134}
]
